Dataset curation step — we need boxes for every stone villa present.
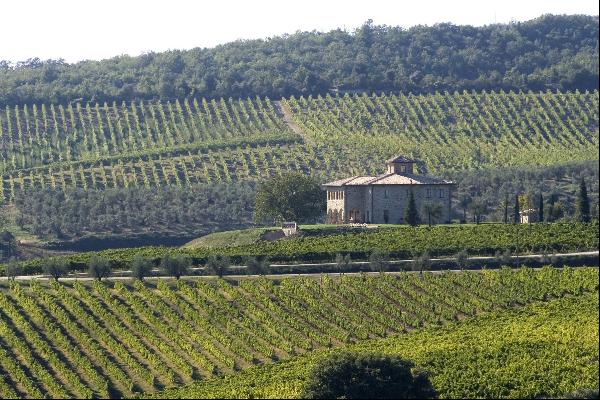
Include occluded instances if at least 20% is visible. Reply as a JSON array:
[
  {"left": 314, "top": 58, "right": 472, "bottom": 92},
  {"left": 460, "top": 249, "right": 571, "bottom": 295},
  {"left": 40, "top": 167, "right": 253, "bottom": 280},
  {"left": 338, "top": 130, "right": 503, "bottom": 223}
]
[{"left": 324, "top": 156, "right": 455, "bottom": 224}]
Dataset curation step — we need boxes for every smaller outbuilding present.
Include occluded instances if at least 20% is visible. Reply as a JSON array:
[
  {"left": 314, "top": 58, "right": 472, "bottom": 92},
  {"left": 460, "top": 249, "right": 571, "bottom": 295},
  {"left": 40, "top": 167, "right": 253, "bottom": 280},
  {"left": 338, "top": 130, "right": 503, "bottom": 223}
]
[
  {"left": 520, "top": 209, "right": 539, "bottom": 224},
  {"left": 282, "top": 221, "right": 298, "bottom": 236}
]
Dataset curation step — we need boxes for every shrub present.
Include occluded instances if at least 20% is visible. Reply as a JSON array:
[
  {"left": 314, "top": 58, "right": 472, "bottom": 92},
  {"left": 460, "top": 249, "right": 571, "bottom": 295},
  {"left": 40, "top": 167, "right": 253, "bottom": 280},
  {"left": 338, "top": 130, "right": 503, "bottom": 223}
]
[
  {"left": 300, "top": 351, "right": 436, "bottom": 399},
  {"left": 161, "top": 254, "right": 191, "bottom": 279},
  {"left": 43, "top": 258, "right": 69, "bottom": 281},
  {"left": 245, "top": 256, "right": 269, "bottom": 275},
  {"left": 88, "top": 255, "right": 112, "bottom": 281},
  {"left": 369, "top": 250, "right": 389, "bottom": 273},
  {"left": 206, "top": 255, "right": 230, "bottom": 277},
  {"left": 131, "top": 254, "right": 153, "bottom": 281},
  {"left": 4, "top": 257, "right": 21, "bottom": 280},
  {"left": 335, "top": 253, "right": 352, "bottom": 273}
]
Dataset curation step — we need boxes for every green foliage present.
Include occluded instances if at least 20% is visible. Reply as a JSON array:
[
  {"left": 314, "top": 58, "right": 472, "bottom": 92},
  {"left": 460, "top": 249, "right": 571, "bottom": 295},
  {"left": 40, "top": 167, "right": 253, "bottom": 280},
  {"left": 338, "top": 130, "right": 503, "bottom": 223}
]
[
  {"left": 254, "top": 172, "right": 324, "bottom": 224},
  {"left": 131, "top": 254, "right": 153, "bottom": 281},
  {"left": 300, "top": 351, "right": 436, "bottom": 399},
  {"left": 1, "top": 222, "right": 597, "bottom": 275},
  {"left": 206, "top": 254, "right": 230, "bottom": 277},
  {"left": 335, "top": 253, "right": 352, "bottom": 273},
  {"left": 160, "top": 253, "right": 191, "bottom": 279},
  {"left": 4, "top": 257, "right": 20, "bottom": 279},
  {"left": 412, "top": 252, "right": 432, "bottom": 274},
  {"left": 577, "top": 178, "right": 591, "bottom": 223},
  {"left": 404, "top": 190, "right": 419, "bottom": 226},
  {"left": 0, "top": 15, "right": 598, "bottom": 106},
  {"left": 454, "top": 250, "right": 469, "bottom": 270},
  {"left": 88, "top": 255, "right": 111, "bottom": 281},
  {"left": 245, "top": 256, "right": 269, "bottom": 275},
  {"left": 422, "top": 202, "right": 442, "bottom": 227},
  {"left": 42, "top": 258, "right": 68, "bottom": 281},
  {"left": 369, "top": 249, "right": 389, "bottom": 273},
  {"left": 149, "top": 287, "right": 599, "bottom": 399}
]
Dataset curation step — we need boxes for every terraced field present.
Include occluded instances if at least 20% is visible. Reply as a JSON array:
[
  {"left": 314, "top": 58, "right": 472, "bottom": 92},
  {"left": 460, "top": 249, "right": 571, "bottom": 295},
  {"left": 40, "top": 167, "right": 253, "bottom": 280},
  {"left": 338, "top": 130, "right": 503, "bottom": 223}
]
[
  {"left": 0, "top": 90, "right": 597, "bottom": 202},
  {"left": 0, "top": 267, "right": 597, "bottom": 398}
]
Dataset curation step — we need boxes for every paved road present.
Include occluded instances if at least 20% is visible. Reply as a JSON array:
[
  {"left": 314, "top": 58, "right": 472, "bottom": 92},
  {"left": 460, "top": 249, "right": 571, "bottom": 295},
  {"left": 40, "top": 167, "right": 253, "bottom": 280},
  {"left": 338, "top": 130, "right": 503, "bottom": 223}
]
[{"left": 2, "top": 250, "right": 597, "bottom": 282}]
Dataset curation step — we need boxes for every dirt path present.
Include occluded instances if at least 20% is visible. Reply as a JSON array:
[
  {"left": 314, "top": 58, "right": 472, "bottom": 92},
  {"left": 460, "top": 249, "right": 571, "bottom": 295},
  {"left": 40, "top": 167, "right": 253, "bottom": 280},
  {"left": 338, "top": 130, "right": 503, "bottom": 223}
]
[{"left": 274, "top": 100, "right": 305, "bottom": 138}]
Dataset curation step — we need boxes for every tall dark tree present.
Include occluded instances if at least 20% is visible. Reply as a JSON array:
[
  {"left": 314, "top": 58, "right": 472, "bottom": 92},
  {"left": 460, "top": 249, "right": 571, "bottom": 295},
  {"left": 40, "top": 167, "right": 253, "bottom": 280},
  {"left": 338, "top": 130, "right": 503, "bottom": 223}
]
[
  {"left": 576, "top": 177, "right": 591, "bottom": 223},
  {"left": 513, "top": 194, "right": 520, "bottom": 224},
  {"left": 503, "top": 192, "right": 509, "bottom": 224},
  {"left": 0, "top": 230, "right": 17, "bottom": 259},
  {"left": 404, "top": 189, "right": 420, "bottom": 226},
  {"left": 538, "top": 193, "right": 544, "bottom": 223}
]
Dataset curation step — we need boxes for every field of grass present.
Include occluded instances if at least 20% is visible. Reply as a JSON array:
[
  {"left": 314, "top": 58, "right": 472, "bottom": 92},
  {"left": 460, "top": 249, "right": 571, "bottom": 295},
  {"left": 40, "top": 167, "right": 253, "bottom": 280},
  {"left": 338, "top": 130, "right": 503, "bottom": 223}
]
[
  {"left": 0, "top": 267, "right": 596, "bottom": 398},
  {"left": 150, "top": 290, "right": 599, "bottom": 399},
  {"left": 1, "top": 90, "right": 597, "bottom": 202}
]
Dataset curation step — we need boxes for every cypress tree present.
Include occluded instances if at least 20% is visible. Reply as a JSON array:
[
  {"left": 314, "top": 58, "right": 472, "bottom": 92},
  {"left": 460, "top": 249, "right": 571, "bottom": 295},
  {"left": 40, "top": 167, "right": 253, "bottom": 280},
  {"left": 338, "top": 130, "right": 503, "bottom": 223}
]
[
  {"left": 513, "top": 194, "right": 520, "bottom": 224},
  {"left": 503, "top": 192, "right": 509, "bottom": 224},
  {"left": 576, "top": 178, "right": 590, "bottom": 223},
  {"left": 404, "top": 189, "right": 419, "bottom": 226},
  {"left": 538, "top": 193, "right": 544, "bottom": 223}
]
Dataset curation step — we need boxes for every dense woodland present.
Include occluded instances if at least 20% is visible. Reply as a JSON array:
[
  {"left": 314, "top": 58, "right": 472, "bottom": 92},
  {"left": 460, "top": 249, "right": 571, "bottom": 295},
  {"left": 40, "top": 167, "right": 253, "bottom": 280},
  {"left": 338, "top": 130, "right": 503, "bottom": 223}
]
[{"left": 0, "top": 14, "right": 598, "bottom": 106}]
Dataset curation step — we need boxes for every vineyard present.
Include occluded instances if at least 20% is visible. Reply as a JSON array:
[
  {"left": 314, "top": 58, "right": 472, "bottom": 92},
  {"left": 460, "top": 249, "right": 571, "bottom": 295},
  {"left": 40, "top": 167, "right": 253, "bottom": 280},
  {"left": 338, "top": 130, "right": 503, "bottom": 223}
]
[
  {"left": 181, "top": 221, "right": 600, "bottom": 262},
  {"left": 0, "top": 90, "right": 597, "bottom": 202},
  {"left": 0, "top": 267, "right": 597, "bottom": 398},
  {"left": 5, "top": 221, "right": 598, "bottom": 275},
  {"left": 152, "top": 288, "right": 599, "bottom": 399}
]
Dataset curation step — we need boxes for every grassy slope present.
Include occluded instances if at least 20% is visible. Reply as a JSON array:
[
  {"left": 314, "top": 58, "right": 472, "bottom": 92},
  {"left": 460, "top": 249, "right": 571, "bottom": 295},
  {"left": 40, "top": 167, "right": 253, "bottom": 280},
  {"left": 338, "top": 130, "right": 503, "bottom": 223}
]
[
  {"left": 148, "top": 292, "right": 599, "bottom": 399},
  {"left": 181, "top": 228, "right": 276, "bottom": 249}
]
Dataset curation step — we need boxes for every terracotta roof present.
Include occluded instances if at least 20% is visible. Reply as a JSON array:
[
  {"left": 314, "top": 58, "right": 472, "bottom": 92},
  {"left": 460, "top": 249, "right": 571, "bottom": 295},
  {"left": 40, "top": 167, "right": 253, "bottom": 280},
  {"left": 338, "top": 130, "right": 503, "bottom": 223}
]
[
  {"left": 369, "top": 173, "right": 453, "bottom": 185},
  {"left": 324, "top": 173, "right": 453, "bottom": 186},
  {"left": 323, "top": 176, "right": 377, "bottom": 186},
  {"left": 386, "top": 155, "right": 415, "bottom": 163}
]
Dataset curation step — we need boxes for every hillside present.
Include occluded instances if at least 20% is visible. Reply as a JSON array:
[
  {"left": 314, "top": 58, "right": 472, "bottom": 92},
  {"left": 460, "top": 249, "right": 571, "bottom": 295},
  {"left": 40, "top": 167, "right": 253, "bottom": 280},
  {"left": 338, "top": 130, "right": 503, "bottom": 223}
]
[
  {"left": 0, "top": 89, "right": 596, "bottom": 246},
  {"left": 0, "top": 267, "right": 596, "bottom": 398},
  {"left": 1, "top": 90, "right": 597, "bottom": 201},
  {"left": 0, "top": 15, "right": 598, "bottom": 106},
  {"left": 150, "top": 291, "right": 600, "bottom": 399}
]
